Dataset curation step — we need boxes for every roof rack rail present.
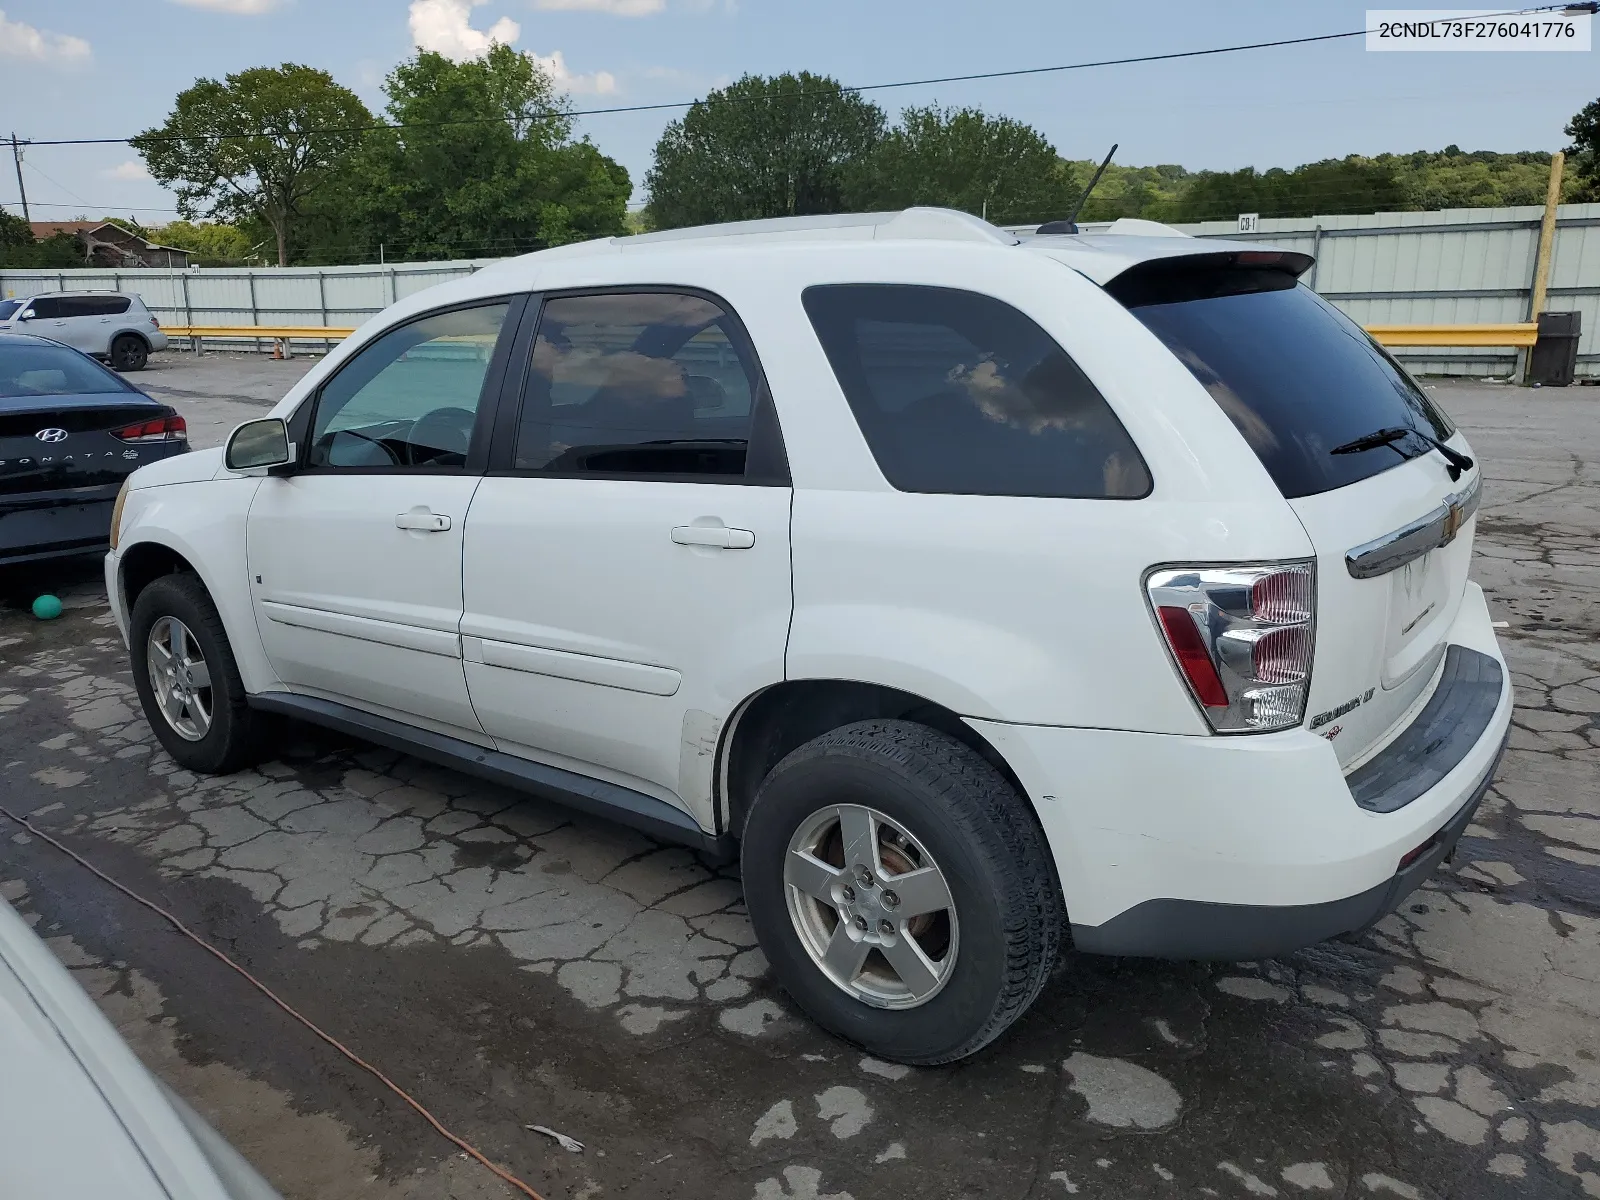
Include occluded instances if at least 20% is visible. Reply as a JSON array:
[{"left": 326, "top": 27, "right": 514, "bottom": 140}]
[{"left": 620, "top": 207, "right": 1019, "bottom": 249}]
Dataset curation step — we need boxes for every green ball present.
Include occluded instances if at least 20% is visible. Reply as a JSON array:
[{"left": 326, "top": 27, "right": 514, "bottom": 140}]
[{"left": 32, "top": 594, "right": 63, "bottom": 621}]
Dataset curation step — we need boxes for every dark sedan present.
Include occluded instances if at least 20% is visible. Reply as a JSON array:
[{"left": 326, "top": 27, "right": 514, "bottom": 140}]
[{"left": 0, "top": 333, "right": 187, "bottom": 567}]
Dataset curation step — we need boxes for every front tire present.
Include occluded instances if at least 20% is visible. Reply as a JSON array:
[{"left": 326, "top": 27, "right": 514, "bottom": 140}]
[
  {"left": 741, "top": 720, "right": 1063, "bottom": 1064},
  {"left": 110, "top": 334, "right": 149, "bottom": 371},
  {"left": 130, "top": 573, "right": 265, "bottom": 773}
]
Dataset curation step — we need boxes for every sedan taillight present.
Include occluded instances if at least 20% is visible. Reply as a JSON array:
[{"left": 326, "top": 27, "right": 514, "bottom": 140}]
[
  {"left": 1147, "top": 561, "right": 1316, "bottom": 733},
  {"left": 113, "top": 415, "right": 187, "bottom": 443}
]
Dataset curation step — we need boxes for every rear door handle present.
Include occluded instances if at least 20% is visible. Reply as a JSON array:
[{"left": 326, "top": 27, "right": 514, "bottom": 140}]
[
  {"left": 672, "top": 525, "right": 755, "bottom": 549},
  {"left": 396, "top": 510, "right": 451, "bottom": 532}
]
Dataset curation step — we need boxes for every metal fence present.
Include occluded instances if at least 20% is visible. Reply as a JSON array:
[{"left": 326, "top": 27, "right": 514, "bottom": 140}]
[
  {"left": 4, "top": 201, "right": 1599, "bottom": 378},
  {"left": 1041, "top": 201, "right": 1600, "bottom": 378}
]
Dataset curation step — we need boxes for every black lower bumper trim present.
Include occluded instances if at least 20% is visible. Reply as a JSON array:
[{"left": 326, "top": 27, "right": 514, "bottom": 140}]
[
  {"left": 1070, "top": 733, "right": 1506, "bottom": 961},
  {"left": 1346, "top": 644, "right": 1504, "bottom": 813}
]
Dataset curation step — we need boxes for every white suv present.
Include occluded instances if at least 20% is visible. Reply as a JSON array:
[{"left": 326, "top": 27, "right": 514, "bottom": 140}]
[
  {"left": 0, "top": 291, "right": 168, "bottom": 370},
  {"left": 105, "top": 210, "right": 1511, "bottom": 1064}
]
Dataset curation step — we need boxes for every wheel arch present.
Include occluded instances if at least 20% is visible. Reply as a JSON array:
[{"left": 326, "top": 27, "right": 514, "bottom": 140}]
[
  {"left": 718, "top": 678, "right": 1033, "bottom": 841},
  {"left": 116, "top": 526, "right": 280, "bottom": 695}
]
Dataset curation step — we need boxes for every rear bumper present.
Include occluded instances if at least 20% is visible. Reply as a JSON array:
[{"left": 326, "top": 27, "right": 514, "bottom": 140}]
[
  {"left": 0, "top": 486, "right": 119, "bottom": 566},
  {"left": 969, "top": 581, "right": 1512, "bottom": 959}
]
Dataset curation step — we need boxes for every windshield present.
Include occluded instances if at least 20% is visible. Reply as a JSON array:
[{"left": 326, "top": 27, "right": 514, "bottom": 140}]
[
  {"left": 1111, "top": 265, "right": 1455, "bottom": 499},
  {"left": 0, "top": 340, "right": 133, "bottom": 399},
  {"left": 0, "top": 300, "right": 21, "bottom": 321}
]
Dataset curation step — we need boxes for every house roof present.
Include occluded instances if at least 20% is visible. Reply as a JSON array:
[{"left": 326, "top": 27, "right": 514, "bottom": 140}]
[{"left": 30, "top": 221, "right": 101, "bottom": 238}]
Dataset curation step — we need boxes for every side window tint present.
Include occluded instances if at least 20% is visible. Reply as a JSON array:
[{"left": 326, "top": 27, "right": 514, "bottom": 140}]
[
  {"left": 95, "top": 297, "right": 132, "bottom": 315},
  {"left": 514, "top": 292, "right": 762, "bottom": 478},
  {"left": 308, "top": 302, "right": 510, "bottom": 470},
  {"left": 29, "top": 298, "right": 61, "bottom": 319},
  {"left": 802, "top": 284, "right": 1151, "bottom": 499}
]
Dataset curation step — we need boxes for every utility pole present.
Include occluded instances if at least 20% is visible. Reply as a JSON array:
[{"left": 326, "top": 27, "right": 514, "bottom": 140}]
[{"left": 9, "top": 133, "right": 30, "bottom": 224}]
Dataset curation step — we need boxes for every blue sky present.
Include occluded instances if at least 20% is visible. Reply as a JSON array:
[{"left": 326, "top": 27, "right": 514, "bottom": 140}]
[{"left": 1, "top": 0, "right": 1595, "bottom": 223}]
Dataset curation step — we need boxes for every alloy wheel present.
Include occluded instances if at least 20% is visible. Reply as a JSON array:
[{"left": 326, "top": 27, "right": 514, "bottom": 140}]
[
  {"left": 146, "top": 615, "right": 213, "bottom": 742},
  {"left": 784, "top": 803, "right": 960, "bottom": 1009}
]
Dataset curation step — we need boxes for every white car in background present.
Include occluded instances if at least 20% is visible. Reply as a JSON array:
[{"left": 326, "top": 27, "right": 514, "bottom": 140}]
[
  {"left": 104, "top": 209, "right": 1511, "bottom": 1064},
  {"left": 0, "top": 291, "right": 168, "bottom": 371},
  {"left": 0, "top": 896, "right": 279, "bottom": 1199}
]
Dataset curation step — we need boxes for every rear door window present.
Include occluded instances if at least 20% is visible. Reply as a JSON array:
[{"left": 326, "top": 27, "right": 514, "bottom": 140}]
[
  {"left": 802, "top": 284, "right": 1150, "bottom": 499},
  {"left": 1110, "top": 263, "right": 1455, "bottom": 499},
  {"left": 512, "top": 290, "right": 785, "bottom": 482}
]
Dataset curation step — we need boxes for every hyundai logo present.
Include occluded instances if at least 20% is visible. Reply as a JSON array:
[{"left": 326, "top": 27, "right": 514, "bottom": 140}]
[{"left": 34, "top": 428, "right": 68, "bottom": 443}]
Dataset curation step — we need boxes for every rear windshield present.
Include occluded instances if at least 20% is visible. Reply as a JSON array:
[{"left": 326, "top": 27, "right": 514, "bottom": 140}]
[
  {"left": 0, "top": 341, "right": 132, "bottom": 398},
  {"left": 802, "top": 284, "right": 1151, "bottom": 499},
  {"left": 1111, "top": 265, "right": 1455, "bottom": 499}
]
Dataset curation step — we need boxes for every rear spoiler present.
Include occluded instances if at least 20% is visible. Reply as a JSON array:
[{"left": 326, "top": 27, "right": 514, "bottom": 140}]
[{"left": 1105, "top": 249, "right": 1315, "bottom": 307}]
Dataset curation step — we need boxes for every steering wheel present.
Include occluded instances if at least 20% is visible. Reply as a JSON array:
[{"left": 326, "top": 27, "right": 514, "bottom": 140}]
[
  {"left": 405, "top": 406, "right": 478, "bottom": 466},
  {"left": 320, "top": 428, "right": 403, "bottom": 467}
]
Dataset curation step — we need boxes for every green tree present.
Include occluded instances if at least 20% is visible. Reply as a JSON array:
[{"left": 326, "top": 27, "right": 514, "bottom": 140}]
[
  {"left": 848, "top": 105, "right": 1074, "bottom": 225},
  {"left": 646, "top": 73, "right": 885, "bottom": 229},
  {"left": 131, "top": 64, "right": 372, "bottom": 266},
  {"left": 1566, "top": 97, "right": 1600, "bottom": 201},
  {"left": 0, "top": 211, "right": 85, "bottom": 268},
  {"left": 152, "top": 220, "right": 258, "bottom": 265},
  {"left": 354, "top": 45, "right": 629, "bottom": 261}
]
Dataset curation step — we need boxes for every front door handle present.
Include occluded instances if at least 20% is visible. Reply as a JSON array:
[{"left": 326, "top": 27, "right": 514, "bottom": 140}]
[
  {"left": 396, "top": 510, "right": 451, "bottom": 532},
  {"left": 672, "top": 524, "right": 755, "bottom": 550}
]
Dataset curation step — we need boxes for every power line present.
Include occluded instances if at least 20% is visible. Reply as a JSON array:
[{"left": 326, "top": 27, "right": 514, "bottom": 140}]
[{"left": 11, "top": 4, "right": 1573, "bottom": 149}]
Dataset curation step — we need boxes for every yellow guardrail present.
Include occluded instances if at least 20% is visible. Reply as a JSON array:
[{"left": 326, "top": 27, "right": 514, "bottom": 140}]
[
  {"left": 162, "top": 321, "right": 1543, "bottom": 350},
  {"left": 164, "top": 325, "right": 357, "bottom": 339},
  {"left": 1366, "top": 323, "right": 1539, "bottom": 348}
]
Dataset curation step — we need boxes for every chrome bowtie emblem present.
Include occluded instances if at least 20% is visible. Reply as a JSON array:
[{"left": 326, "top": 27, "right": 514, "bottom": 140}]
[{"left": 34, "top": 428, "right": 68, "bottom": 443}]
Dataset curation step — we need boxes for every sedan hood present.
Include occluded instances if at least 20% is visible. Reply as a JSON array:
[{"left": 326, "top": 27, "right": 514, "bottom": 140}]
[{"left": 130, "top": 444, "right": 226, "bottom": 489}]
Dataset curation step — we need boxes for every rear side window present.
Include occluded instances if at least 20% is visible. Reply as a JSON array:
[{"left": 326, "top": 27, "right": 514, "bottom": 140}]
[
  {"left": 55, "top": 296, "right": 130, "bottom": 317},
  {"left": 1111, "top": 265, "right": 1455, "bottom": 499},
  {"left": 802, "top": 285, "right": 1150, "bottom": 499},
  {"left": 513, "top": 290, "right": 785, "bottom": 482}
]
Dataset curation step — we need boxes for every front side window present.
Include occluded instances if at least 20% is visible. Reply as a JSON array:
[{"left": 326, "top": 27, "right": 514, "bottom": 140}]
[
  {"left": 802, "top": 285, "right": 1151, "bottom": 499},
  {"left": 513, "top": 291, "right": 769, "bottom": 479},
  {"left": 308, "top": 302, "right": 510, "bottom": 470},
  {"left": 25, "top": 298, "right": 61, "bottom": 320}
]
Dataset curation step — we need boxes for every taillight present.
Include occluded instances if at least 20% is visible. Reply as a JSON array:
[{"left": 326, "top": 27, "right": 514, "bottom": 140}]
[
  {"left": 149, "top": 316, "right": 161, "bottom": 328},
  {"left": 1146, "top": 561, "right": 1316, "bottom": 733},
  {"left": 113, "top": 415, "right": 187, "bottom": 443}
]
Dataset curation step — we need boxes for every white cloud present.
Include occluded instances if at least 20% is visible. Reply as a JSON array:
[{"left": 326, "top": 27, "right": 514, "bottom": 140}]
[
  {"left": 409, "top": 0, "right": 520, "bottom": 60},
  {"left": 104, "top": 160, "right": 152, "bottom": 181},
  {"left": 533, "top": 0, "right": 663, "bottom": 13},
  {"left": 166, "top": 0, "right": 285, "bottom": 12},
  {"left": 529, "top": 49, "right": 616, "bottom": 95},
  {"left": 0, "top": 9, "right": 91, "bottom": 62}
]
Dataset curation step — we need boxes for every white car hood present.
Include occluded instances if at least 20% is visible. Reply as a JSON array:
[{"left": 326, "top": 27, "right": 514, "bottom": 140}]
[
  {"left": 0, "top": 897, "right": 278, "bottom": 1199},
  {"left": 130, "top": 445, "right": 228, "bottom": 490}
]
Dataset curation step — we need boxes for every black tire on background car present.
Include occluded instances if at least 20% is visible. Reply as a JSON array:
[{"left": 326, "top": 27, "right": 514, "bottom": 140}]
[
  {"left": 741, "top": 719, "right": 1063, "bottom": 1064},
  {"left": 110, "top": 334, "right": 148, "bottom": 371},
  {"left": 129, "top": 573, "right": 266, "bottom": 774}
]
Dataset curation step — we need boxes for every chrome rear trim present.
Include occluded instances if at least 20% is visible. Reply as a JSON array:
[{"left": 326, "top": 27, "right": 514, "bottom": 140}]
[{"left": 1345, "top": 474, "right": 1481, "bottom": 580}]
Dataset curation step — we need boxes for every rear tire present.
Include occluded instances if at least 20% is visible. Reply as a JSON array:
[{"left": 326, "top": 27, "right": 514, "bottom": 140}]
[
  {"left": 741, "top": 719, "right": 1062, "bottom": 1064},
  {"left": 130, "top": 573, "right": 265, "bottom": 774},
  {"left": 110, "top": 334, "right": 148, "bottom": 371}
]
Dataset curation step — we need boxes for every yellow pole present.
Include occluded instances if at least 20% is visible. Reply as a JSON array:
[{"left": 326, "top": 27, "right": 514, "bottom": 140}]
[
  {"left": 1528, "top": 150, "right": 1564, "bottom": 322},
  {"left": 1521, "top": 150, "right": 1564, "bottom": 383}
]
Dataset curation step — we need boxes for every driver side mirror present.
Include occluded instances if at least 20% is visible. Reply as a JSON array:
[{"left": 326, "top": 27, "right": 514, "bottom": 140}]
[
  {"left": 225, "top": 418, "right": 293, "bottom": 473},
  {"left": 17, "top": 308, "right": 34, "bottom": 321}
]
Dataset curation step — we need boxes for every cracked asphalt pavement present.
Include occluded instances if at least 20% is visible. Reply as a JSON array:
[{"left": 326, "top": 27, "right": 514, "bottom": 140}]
[{"left": 2, "top": 360, "right": 1598, "bottom": 1199}]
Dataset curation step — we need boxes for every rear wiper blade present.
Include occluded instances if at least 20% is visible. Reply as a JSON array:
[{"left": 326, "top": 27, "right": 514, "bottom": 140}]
[{"left": 1330, "top": 425, "right": 1473, "bottom": 481}]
